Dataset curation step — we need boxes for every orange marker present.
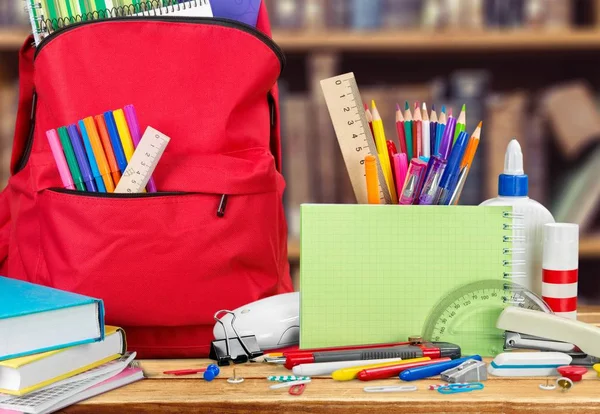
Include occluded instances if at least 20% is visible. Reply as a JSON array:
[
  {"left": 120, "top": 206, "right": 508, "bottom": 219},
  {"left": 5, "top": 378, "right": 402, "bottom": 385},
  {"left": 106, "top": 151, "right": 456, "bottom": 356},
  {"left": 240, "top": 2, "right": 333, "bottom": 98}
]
[
  {"left": 82, "top": 117, "right": 115, "bottom": 192},
  {"left": 94, "top": 115, "right": 122, "bottom": 185},
  {"left": 365, "top": 155, "right": 380, "bottom": 204}
]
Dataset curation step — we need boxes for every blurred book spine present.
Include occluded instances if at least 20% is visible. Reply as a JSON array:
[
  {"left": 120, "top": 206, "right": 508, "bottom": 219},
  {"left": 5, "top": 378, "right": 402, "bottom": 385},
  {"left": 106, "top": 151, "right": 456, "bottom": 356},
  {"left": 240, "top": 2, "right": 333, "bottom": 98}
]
[
  {"left": 0, "top": 0, "right": 29, "bottom": 25},
  {"left": 351, "top": 0, "right": 382, "bottom": 30}
]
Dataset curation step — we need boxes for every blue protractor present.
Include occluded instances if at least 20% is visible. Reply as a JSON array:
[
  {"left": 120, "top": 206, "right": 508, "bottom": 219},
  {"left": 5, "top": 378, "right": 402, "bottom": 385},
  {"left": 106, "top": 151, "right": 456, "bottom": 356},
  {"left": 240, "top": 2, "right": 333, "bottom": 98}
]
[{"left": 421, "top": 280, "right": 552, "bottom": 357}]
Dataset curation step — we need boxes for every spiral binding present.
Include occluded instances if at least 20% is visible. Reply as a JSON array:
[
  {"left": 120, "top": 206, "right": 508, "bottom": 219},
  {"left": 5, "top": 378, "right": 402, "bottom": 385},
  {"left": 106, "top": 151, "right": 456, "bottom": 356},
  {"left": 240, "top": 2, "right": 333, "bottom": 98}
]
[
  {"left": 502, "top": 210, "right": 526, "bottom": 304},
  {"left": 26, "top": 0, "right": 208, "bottom": 37}
]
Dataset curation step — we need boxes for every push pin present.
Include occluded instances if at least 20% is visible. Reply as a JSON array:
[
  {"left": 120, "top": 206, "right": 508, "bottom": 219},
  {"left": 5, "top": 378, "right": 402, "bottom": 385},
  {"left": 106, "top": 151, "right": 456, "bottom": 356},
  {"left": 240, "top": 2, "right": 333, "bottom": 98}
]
[
  {"left": 556, "top": 377, "right": 573, "bottom": 392},
  {"left": 227, "top": 368, "right": 245, "bottom": 384},
  {"left": 538, "top": 378, "right": 556, "bottom": 391},
  {"left": 557, "top": 366, "right": 587, "bottom": 383}
]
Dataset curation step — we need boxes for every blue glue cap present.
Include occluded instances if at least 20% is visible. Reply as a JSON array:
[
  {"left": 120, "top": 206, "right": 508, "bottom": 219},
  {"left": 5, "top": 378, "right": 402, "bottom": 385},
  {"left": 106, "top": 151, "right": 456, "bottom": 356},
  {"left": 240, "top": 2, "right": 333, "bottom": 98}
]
[{"left": 498, "top": 139, "right": 528, "bottom": 197}]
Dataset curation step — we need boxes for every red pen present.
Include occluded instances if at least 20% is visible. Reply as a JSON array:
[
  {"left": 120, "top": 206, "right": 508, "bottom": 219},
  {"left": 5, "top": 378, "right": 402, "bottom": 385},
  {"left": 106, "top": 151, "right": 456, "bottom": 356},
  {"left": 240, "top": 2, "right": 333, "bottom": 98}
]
[
  {"left": 357, "top": 357, "right": 451, "bottom": 381},
  {"left": 284, "top": 340, "right": 460, "bottom": 370}
]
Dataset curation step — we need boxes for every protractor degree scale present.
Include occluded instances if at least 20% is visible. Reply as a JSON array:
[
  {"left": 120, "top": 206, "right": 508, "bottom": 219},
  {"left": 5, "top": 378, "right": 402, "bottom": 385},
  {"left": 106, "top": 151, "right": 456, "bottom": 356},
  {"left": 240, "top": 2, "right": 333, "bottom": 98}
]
[{"left": 422, "top": 280, "right": 552, "bottom": 357}]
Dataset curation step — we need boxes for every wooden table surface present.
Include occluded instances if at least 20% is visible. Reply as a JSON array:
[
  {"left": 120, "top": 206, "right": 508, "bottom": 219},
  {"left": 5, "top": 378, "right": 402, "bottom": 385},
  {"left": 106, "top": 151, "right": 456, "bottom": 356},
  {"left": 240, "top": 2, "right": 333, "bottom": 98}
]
[{"left": 65, "top": 307, "right": 600, "bottom": 413}]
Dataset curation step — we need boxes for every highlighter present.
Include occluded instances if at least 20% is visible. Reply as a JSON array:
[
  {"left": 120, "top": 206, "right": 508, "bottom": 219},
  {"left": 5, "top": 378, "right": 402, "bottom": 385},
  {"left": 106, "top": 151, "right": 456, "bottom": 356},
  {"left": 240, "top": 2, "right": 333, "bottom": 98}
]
[
  {"left": 113, "top": 109, "right": 135, "bottom": 162},
  {"left": 78, "top": 120, "right": 106, "bottom": 192},
  {"left": 66, "top": 124, "right": 97, "bottom": 192},
  {"left": 399, "top": 158, "right": 427, "bottom": 205},
  {"left": 437, "top": 131, "right": 469, "bottom": 205},
  {"left": 82, "top": 117, "right": 115, "bottom": 192},
  {"left": 418, "top": 155, "right": 447, "bottom": 205},
  {"left": 103, "top": 111, "right": 128, "bottom": 174}
]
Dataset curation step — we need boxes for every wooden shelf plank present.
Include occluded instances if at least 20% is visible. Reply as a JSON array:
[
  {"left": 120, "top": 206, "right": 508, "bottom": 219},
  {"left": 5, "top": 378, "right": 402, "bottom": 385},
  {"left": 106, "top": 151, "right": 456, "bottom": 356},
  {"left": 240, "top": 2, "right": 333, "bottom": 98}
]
[
  {"left": 0, "top": 29, "right": 29, "bottom": 50},
  {"left": 273, "top": 29, "right": 600, "bottom": 52}
]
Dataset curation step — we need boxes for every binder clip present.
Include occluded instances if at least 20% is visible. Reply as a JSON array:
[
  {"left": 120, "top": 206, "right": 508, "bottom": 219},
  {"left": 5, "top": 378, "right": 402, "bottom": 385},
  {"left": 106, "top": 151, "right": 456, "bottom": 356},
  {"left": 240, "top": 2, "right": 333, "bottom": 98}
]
[
  {"left": 440, "top": 359, "right": 487, "bottom": 383},
  {"left": 209, "top": 310, "right": 263, "bottom": 366}
]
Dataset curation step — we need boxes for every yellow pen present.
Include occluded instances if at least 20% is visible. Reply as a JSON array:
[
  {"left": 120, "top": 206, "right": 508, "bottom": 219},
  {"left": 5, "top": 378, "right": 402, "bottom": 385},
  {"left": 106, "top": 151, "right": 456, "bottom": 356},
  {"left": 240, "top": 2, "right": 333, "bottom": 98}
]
[
  {"left": 332, "top": 357, "right": 430, "bottom": 381},
  {"left": 113, "top": 109, "right": 135, "bottom": 162},
  {"left": 370, "top": 101, "right": 398, "bottom": 204}
]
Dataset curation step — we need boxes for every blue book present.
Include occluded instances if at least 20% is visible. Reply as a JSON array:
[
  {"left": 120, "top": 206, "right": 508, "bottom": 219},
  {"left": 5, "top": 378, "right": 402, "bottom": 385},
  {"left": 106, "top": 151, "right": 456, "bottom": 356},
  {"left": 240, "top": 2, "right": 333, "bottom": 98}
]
[{"left": 0, "top": 277, "right": 104, "bottom": 361}]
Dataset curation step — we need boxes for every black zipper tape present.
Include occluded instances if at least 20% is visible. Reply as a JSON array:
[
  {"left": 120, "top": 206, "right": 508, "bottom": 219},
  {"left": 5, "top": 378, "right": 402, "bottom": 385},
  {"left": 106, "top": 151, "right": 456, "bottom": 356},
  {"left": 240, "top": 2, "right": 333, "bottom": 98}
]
[{"left": 49, "top": 187, "right": 191, "bottom": 198}]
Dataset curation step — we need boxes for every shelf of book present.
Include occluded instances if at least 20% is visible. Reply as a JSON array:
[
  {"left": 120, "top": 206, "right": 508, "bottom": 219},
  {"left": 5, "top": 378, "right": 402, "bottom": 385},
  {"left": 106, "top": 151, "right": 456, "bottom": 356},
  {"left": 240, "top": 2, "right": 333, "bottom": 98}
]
[
  {"left": 288, "top": 236, "right": 600, "bottom": 262},
  {"left": 4, "top": 29, "right": 600, "bottom": 52}
]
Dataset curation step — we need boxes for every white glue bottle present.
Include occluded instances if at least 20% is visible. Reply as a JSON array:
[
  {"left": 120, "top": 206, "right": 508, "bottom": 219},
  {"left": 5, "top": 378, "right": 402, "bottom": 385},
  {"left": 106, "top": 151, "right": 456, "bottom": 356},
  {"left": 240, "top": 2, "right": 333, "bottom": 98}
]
[{"left": 480, "top": 139, "right": 555, "bottom": 296}]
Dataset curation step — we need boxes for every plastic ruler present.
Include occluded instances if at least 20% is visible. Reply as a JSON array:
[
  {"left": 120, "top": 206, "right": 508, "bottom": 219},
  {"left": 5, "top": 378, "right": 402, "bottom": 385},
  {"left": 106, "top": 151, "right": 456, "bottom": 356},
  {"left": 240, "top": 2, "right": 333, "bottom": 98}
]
[
  {"left": 320, "top": 73, "right": 392, "bottom": 204},
  {"left": 114, "top": 127, "right": 170, "bottom": 194},
  {"left": 421, "top": 280, "right": 552, "bottom": 356}
]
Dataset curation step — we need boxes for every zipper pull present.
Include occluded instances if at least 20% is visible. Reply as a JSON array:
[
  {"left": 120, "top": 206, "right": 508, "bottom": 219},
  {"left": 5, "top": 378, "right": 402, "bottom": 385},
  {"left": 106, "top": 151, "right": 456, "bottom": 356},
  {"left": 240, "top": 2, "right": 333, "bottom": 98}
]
[{"left": 217, "top": 194, "right": 228, "bottom": 218}]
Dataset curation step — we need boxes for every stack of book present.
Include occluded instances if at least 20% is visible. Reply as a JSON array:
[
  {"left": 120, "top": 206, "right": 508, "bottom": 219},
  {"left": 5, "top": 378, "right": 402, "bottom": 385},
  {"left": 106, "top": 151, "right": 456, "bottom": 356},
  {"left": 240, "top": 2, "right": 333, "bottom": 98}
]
[{"left": 0, "top": 277, "right": 143, "bottom": 414}]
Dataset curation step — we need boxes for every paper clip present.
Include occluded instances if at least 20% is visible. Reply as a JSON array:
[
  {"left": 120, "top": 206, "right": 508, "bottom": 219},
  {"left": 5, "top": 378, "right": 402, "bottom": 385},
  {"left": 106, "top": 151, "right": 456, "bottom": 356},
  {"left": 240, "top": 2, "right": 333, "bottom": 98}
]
[
  {"left": 437, "top": 382, "right": 484, "bottom": 394},
  {"left": 269, "top": 379, "right": 312, "bottom": 390},
  {"left": 289, "top": 383, "right": 307, "bottom": 396},
  {"left": 363, "top": 385, "right": 418, "bottom": 393}
]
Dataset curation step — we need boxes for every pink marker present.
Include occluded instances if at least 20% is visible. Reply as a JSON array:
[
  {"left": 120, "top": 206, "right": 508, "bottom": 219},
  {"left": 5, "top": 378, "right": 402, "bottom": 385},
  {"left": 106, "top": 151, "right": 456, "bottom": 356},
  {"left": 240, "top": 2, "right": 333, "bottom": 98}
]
[
  {"left": 399, "top": 158, "right": 427, "bottom": 205},
  {"left": 393, "top": 153, "right": 408, "bottom": 202},
  {"left": 124, "top": 104, "right": 157, "bottom": 192},
  {"left": 46, "top": 129, "right": 75, "bottom": 190}
]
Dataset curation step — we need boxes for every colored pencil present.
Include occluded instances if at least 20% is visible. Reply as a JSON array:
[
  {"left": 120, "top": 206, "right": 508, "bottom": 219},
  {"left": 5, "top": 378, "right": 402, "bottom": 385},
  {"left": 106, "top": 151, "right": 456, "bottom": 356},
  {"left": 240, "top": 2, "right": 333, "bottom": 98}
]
[
  {"left": 395, "top": 103, "right": 407, "bottom": 155},
  {"left": 403, "top": 101, "right": 413, "bottom": 160},
  {"left": 422, "top": 102, "right": 430, "bottom": 158},
  {"left": 371, "top": 101, "right": 398, "bottom": 204},
  {"left": 454, "top": 104, "right": 466, "bottom": 143},
  {"left": 450, "top": 121, "right": 482, "bottom": 205},
  {"left": 430, "top": 104, "right": 438, "bottom": 156},
  {"left": 435, "top": 106, "right": 447, "bottom": 156},
  {"left": 413, "top": 102, "right": 422, "bottom": 158}
]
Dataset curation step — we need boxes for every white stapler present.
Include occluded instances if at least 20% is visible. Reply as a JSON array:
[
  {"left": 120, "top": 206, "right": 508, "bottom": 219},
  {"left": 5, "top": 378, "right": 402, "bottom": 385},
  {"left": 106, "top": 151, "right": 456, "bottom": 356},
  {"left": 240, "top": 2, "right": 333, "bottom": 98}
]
[{"left": 497, "top": 307, "right": 600, "bottom": 365}]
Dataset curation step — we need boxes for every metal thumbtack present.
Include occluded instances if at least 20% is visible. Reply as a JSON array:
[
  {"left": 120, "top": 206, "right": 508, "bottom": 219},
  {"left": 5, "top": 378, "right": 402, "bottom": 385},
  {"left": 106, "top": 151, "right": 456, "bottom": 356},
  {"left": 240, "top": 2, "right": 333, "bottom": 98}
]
[
  {"left": 539, "top": 378, "right": 556, "bottom": 391},
  {"left": 227, "top": 368, "right": 245, "bottom": 384},
  {"left": 556, "top": 377, "right": 573, "bottom": 392}
]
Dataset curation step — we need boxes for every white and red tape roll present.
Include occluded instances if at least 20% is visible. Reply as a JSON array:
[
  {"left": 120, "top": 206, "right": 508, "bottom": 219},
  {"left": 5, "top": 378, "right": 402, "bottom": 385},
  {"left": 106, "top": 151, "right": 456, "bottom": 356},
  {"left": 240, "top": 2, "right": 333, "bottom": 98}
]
[{"left": 542, "top": 223, "right": 579, "bottom": 320}]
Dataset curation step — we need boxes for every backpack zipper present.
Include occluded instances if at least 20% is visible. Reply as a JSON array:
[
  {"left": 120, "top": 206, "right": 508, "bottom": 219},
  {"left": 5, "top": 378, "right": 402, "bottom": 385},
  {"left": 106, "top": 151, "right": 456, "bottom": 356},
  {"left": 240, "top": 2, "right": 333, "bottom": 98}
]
[
  {"left": 49, "top": 188, "right": 229, "bottom": 217},
  {"left": 34, "top": 17, "right": 286, "bottom": 71}
]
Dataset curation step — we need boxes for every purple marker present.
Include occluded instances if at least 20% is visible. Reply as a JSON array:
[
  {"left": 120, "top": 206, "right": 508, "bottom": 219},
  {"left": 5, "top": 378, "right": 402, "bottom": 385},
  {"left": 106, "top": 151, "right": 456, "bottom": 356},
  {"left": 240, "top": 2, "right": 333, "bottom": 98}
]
[
  {"left": 124, "top": 104, "right": 157, "bottom": 193},
  {"left": 67, "top": 124, "right": 97, "bottom": 192},
  {"left": 418, "top": 155, "right": 447, "bottom": 205},
  {"left": 438, "top": 116, "right": 457, "bottom": 160}
]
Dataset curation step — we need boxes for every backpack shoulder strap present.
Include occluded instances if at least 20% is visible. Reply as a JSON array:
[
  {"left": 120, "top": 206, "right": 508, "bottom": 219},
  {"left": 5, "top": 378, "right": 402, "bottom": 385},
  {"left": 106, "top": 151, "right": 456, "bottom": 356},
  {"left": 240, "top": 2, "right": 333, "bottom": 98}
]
[{"left": 10, "top": 36, "right": 36, "bottom": 175}]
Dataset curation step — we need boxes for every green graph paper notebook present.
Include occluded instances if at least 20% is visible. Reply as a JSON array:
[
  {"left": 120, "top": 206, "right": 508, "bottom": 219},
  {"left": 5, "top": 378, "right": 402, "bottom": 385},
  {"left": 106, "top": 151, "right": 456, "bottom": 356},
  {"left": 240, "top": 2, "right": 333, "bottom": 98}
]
[{"left": 300, "top": 205, "right": 512, "bottom": 356}]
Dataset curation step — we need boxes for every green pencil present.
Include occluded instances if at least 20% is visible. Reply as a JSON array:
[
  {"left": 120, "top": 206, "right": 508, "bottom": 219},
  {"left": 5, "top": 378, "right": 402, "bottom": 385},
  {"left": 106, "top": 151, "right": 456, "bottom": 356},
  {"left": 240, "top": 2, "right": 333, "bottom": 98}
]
[
  {"left": 57, "top": 127, "right": 86, "bottom": 191},
  {"left": 454, "top": 104, "right": 466, "bottom": 144},
  {"left": 403, "top": 101, "right": 413, "bottom": 160}
]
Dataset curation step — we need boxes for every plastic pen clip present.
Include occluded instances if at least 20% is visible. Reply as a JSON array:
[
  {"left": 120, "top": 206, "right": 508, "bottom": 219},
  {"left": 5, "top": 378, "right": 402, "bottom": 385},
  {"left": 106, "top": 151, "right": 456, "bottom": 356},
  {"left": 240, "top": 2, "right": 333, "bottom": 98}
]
[
  {"left": 399, "top": 159, "right": 427, "bottom": 205},
  {"left": 418, "top": 155, "right": 447, "bottom": 205},
  {"left": 217, "top": 195, "right": 228, "bottom": 217}
]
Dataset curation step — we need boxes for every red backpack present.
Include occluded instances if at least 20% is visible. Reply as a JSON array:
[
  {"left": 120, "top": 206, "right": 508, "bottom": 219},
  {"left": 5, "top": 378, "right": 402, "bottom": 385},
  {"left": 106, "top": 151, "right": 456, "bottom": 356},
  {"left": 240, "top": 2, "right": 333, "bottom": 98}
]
[{"left": 0, "top": 3, "right": 293, "bottom": 358}]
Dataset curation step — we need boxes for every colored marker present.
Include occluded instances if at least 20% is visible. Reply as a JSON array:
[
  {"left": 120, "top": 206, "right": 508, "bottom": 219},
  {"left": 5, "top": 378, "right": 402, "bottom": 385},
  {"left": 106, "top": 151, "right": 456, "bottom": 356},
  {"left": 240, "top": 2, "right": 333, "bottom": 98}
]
[
  {"left": 437, "top": 130, "right": 469, "bottom": 205},
  {"left": 438, "top": 116, "right": 457, "bottom": 160},
  {"left": 56, "top": 127, "right": 85, "bottom": 191},
  {"left": 78, "top": 120, "right": 106, "bottom": 193},
  {"left": 113, "top": 109, "right": 135, "bottom": 162},
  {"left": 67, "top": 124, "right": 97, "bottom": 192},
  {"left": 418, "top": 155, "right": 447, "bottom": 205},
  {"left": 365, "top": 155, "right": 379, "bottom": 205},
  {"left": 399, "top": 158, "right": 427, "bottom": 205},
  {"left": 83, "top": 117, "right": 115, "bottom": 192},
  {"left": 103, "top": 111, "right": 128, "bottom": 174},
  {"left": 94, "top": 115, "right": 122, "bottom": 185},
  {"left": 46, "top": 129, "right": 75, "bottom": 190},
  {"left": 124, "top": 104, "right": 157, "bottom": 192}
]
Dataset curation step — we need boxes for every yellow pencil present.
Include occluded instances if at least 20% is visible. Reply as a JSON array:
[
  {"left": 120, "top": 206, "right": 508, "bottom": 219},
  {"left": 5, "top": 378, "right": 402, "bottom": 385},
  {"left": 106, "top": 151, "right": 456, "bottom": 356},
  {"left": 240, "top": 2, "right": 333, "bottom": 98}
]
[
  {"left": 365, "top": 155, "right": 380, "bottom": 204},
  {"left": 113, "top": 109, "right": 135, "bottom": 162},
  {"left": 370, "top": 100, "right": 397, "bottom": 204},
  {"left": 332, "top": 357, "right": 430, "bottom": 381}
]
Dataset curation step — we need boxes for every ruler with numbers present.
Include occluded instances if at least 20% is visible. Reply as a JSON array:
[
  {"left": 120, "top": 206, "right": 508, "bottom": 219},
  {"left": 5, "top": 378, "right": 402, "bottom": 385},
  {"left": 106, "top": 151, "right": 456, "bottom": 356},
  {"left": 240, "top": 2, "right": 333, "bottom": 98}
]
[
  {"left": 114, "top": 127, "right": 170, "bottom": 194},
  {"left": 320, "top": 73, "right": 392, "bottom": 204}
]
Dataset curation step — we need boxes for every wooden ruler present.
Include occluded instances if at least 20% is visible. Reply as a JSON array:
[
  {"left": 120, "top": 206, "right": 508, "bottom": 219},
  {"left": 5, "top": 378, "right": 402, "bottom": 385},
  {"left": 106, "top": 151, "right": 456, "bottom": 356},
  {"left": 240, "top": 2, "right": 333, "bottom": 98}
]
[
  {"left": 114, "top": 127, "right": 170, "bottom": 194},
  {"left": 320, "top": 73, "right": 392, "bottom": 204}
]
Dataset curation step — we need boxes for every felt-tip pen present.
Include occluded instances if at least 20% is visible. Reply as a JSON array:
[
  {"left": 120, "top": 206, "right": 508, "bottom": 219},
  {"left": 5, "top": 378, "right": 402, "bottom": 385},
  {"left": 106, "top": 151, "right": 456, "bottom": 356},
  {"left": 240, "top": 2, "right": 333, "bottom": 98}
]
[{"left": 284, "top": 341, "right": 461, "bottom": 370}]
